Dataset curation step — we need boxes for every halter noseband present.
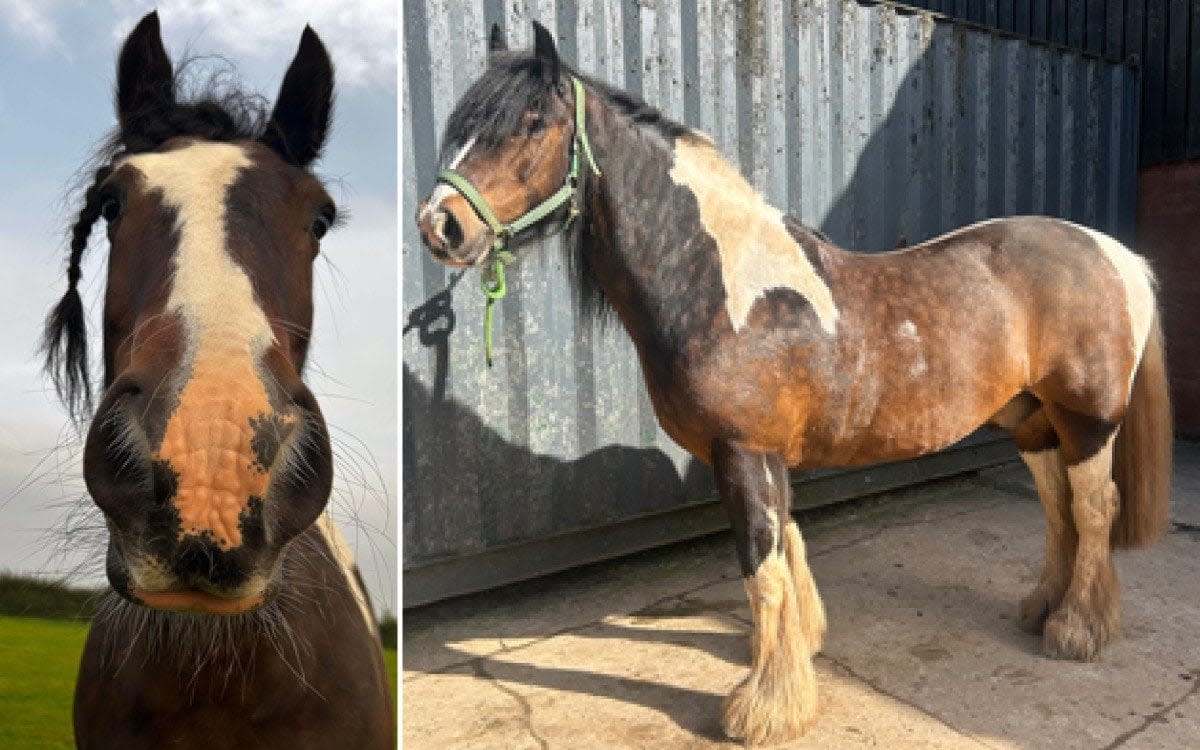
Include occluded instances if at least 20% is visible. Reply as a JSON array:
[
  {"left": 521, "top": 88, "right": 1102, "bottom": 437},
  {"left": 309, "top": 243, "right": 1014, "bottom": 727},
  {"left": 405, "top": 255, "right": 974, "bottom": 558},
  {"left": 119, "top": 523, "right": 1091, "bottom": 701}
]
[{"left": 435, "top": 76, "right": 601, "bottom": 366}]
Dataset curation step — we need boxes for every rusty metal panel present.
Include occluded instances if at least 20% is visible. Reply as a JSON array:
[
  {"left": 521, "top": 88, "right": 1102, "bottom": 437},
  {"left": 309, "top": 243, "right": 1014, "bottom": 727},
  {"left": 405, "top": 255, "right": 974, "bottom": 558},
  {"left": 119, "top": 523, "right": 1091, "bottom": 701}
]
[{"left": 402, "top": 0, "right": 1140, "bottom": 604}]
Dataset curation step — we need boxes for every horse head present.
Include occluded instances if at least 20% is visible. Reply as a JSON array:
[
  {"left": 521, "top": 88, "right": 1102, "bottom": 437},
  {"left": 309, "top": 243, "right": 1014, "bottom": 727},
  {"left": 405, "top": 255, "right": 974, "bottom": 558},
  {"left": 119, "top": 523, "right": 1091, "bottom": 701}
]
[
  {"left": 416, "top": 21, "right": 591, "bottom": 268},
  {"left": 44, "top": 12, "right": 337, "bottom": 616}
]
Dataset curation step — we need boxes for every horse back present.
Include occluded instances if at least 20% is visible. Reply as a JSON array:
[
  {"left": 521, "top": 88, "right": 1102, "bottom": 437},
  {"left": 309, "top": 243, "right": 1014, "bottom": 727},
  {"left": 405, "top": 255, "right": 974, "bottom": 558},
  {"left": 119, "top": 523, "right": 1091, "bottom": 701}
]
[{"left": 653, "top": 216, "right": 1151, "bottom": 468}]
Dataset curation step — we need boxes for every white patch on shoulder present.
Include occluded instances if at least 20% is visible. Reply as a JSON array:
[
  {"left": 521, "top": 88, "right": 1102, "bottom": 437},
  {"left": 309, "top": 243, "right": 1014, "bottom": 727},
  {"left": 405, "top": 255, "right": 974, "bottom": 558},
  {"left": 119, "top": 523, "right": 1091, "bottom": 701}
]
[
  {"left": 1072, "top": 223, "right": 1156, "bottom": 386},
  {"left": 121, "top": 141, "right": 272, "bottom": 369},
  {"left": 316, "top": 512, "right": 377, "bottom": 635},
  {"left": 668, "top": 138, "right": 838, "bottom": 334}
]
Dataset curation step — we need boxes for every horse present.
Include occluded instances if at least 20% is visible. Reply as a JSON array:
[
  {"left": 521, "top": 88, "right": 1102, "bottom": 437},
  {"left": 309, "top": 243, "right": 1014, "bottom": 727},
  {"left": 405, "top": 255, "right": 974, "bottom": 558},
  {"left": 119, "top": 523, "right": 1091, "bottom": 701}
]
[
  {"left": 415, "top": 22, "right": 1173, "bottom": 745},
  {"left": 41, "top": 13, "right": 392, "bottom": 748}
]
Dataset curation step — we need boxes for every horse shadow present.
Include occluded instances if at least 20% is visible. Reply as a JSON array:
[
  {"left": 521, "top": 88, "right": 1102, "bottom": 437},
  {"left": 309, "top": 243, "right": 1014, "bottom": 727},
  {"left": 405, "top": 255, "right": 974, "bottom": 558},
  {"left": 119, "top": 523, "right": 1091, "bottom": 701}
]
[{"left": 402, "top": 266, "right": 715, "bottom": 582}]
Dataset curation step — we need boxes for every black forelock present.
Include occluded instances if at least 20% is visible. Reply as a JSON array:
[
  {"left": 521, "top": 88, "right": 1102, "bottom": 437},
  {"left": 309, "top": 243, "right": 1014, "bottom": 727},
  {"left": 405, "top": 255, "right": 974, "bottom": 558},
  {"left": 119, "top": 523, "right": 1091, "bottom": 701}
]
[
  {"left": 119, "top": 57, "right": 271, "bottom": 154},
  {"left": 440, "top": 51, "right": 563, "bottom": 159},
  {"left": 441, "top": 51, "right": 691, "bottom": 162}
]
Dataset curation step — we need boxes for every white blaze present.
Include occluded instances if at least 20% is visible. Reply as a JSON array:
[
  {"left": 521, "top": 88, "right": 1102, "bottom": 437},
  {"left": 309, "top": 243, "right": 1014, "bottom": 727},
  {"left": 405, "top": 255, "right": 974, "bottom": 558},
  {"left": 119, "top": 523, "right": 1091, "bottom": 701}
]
[{"left": 121, "top": 141, "right": 272, "bottom": 361}]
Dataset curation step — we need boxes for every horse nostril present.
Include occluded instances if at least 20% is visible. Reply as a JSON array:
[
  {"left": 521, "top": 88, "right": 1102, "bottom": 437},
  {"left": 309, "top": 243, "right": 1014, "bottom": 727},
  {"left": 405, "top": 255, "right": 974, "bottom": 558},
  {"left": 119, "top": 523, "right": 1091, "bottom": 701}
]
[{"left": 442, "top": 211, "right": 464, "bottom": 249}]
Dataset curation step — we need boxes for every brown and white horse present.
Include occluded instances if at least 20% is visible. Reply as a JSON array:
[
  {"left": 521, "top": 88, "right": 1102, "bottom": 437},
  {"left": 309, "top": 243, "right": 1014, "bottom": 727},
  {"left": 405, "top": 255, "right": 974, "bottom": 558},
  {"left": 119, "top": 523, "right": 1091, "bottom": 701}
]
[
  {"left": 42, "top": 13, "right": 392, "bottom": 748},
  {"left": 417, "top": 23, "right": 1173, "bottom": 745}
]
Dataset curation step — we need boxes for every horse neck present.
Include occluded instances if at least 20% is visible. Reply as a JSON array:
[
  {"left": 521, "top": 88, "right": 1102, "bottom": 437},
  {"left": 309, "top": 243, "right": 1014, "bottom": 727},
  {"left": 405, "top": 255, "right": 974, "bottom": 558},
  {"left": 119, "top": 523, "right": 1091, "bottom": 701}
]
[{"left": 579, "top": 93, "right": 804, "bottom": 356}]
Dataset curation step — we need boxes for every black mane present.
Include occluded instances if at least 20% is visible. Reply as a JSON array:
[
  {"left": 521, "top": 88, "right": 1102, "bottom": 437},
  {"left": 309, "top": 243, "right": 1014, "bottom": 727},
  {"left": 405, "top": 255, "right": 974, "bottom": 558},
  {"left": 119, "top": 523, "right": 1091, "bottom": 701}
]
[{"left": 44, "top": 61, "right": 271, "bottom": 423}]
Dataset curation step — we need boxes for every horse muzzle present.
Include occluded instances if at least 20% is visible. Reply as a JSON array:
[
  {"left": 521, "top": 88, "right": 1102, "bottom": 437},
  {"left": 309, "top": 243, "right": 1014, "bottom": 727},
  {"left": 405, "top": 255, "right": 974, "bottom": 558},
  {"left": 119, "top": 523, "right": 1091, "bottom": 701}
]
[
  {"left": 85, "top": 365, "right": 334, "bottom": 614},
  {"left": 416, "top": 195, "right": 491, "bottom": 267}
]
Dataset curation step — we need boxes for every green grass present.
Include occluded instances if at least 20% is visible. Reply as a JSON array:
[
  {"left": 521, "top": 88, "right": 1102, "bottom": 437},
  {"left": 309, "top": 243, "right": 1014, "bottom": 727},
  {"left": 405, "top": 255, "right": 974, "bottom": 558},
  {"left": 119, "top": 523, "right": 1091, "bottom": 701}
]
[
  {"left": 0, "top": 613, "right": 398, "bottom": 746},
  {"left": 0, "top": 615, "right": 89, "bottom": 749}
]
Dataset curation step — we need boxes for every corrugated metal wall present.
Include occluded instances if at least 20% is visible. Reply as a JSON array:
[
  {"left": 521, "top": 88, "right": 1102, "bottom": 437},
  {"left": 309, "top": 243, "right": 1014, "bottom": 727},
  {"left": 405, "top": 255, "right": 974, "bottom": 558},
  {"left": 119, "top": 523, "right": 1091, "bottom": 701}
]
[
  {"left": 402, "top": 0, "right": 1140, "bottom": 603},
  {"left": 900, "top": 0, "right": 1199, "bottom": 164}
]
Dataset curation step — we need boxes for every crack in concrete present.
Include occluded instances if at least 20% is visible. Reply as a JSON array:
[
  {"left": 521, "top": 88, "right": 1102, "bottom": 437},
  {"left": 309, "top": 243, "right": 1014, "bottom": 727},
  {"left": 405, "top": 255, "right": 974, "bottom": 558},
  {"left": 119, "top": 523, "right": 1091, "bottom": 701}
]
[
  {"left": 1100, "top": 668, "right": 1200, "bottom": 749},
  {"left": 821, "top": 653, "right": 1000, "bottom": 750},
  {"left": 1174, "top": 521, "right": 1200, "bottom": 537},
  {"left": 471, "top": 659, "right": 550, "bottom": 750}
]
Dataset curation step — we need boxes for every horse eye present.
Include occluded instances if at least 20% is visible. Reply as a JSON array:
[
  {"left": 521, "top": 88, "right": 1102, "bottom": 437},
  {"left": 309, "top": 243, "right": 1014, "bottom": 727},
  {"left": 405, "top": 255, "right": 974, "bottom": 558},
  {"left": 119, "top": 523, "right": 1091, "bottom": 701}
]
[
  {"left": 525, "top": 112, "right": 545, "bottom": 135},
  {"left": 100, "top": 197, "right": 122, "bottom": 223},
  {"left": 310, "top": 213, "right": 332, "bottom": 241}
]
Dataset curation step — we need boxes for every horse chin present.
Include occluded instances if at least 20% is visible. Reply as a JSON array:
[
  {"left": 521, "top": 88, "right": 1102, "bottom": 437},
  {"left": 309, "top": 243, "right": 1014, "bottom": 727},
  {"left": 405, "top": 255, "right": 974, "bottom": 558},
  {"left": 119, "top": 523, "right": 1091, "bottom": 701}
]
[
  {"left": 107, "top": 543, "right": 278, "bottom": 616},
  {"left": 432, "top": 234, "right": 493, "bottom": 268},
  {"left": 128, "top": 585, "right": 270, "bottom": 616}
]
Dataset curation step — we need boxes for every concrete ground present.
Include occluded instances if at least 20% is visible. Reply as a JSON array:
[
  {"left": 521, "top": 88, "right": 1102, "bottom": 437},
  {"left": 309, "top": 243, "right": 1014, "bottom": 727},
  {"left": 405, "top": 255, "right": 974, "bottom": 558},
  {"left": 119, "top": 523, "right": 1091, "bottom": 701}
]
[{"left": 403, "top": 443, "right": 1200, "bottom": 749}]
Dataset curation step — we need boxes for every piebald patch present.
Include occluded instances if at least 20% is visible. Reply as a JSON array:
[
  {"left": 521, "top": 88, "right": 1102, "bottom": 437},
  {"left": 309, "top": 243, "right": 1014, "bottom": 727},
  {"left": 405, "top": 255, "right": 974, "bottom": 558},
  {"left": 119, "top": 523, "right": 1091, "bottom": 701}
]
[
  {"left": 668, "top": 138, "right": 838, "bottom": 334},
  {"left": 123, "top": 142, "right": 290, "bottom": 551},
  {"left": 316, "top": 512, "right": 376, "bottom": 634},
  {"left": 1073, "top": 223, "right": 1156, "bottom": 388}
]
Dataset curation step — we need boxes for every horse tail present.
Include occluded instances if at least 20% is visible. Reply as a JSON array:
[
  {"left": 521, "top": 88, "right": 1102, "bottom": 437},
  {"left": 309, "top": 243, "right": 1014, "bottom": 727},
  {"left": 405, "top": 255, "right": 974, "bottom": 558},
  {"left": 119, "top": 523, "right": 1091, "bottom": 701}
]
[{"left": 1111, "top": 308, "right": 1172, "bottom": 549}]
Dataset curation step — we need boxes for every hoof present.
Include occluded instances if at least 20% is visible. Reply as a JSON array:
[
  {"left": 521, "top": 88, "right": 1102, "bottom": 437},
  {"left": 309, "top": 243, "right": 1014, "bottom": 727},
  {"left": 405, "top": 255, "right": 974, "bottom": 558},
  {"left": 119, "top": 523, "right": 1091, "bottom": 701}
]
[
  {"left": 722, "top": 661, "right": 818, "bottom": 746},
  {"left": 1042, "top": 601, "right": 1117, "bottom": 661}
]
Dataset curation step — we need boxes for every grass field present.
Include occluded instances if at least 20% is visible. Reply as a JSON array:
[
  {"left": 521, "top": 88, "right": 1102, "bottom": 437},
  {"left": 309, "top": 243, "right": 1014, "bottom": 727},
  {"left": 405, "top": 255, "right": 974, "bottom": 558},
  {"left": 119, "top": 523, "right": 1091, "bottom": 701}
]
[{"left": 0, "top": 614, "right": 398, "bottom": 748}]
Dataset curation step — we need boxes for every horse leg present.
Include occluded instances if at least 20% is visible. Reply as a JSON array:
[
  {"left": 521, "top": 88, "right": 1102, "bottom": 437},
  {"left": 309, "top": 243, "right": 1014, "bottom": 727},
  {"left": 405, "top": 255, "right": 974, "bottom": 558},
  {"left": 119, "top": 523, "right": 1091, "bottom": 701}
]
[
  {"left": 1040, "top": 408, "right": 1121, "bottom": 660},
  {"left": 995, "top": 399, "right": 1077, "bottom": 634},
  {"left": 714, "top": 442, "right": 818, "bottom": 744},
  {"left": 773, "top": 460, "right": 826, "bottom": 653},
  {"left": 1016, "top": 446, "right": 1076, "bottom": 633}
]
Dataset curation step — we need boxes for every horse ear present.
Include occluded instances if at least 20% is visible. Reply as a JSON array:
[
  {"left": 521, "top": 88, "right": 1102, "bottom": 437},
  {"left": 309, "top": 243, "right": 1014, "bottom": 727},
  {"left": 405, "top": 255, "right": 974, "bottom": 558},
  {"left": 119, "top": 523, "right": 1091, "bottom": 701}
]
[
  {"left": 488, "top": 23, "right": 507, "bottom": 53},
  {"left": 531, "top": 21, "right": 559, "bottom": 81},
  {"left": 116, "top": 11, "right": 175, "bottom": 137},
  {"left": 261, "top": 26, "right": 334, "bottom": 167}
]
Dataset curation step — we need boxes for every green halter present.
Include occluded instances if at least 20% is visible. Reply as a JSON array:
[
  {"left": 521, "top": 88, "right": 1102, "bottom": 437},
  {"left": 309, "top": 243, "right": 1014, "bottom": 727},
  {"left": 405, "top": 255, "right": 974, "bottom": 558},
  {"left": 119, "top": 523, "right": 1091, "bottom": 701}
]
[{"left": 436, "top": 76, "right": 601, "bottom": 367}]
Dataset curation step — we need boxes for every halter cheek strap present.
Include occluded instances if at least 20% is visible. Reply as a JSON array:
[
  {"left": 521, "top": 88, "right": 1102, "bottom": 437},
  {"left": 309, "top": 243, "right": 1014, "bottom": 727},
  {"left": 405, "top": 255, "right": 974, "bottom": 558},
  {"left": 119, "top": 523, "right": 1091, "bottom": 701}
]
[{"left": 436, "top": 76, "right": 601, "bottom": 366}]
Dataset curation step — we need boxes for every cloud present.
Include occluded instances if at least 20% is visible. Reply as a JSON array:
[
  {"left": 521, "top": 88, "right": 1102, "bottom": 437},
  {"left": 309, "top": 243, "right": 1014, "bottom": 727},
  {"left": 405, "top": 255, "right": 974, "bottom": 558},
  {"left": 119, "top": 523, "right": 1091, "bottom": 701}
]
[
  {"left": 110, "top": 0, "right": 397, "bottom": 91},
  {"left": 0, "top": 0, "right": 68, "bottom": 54}
]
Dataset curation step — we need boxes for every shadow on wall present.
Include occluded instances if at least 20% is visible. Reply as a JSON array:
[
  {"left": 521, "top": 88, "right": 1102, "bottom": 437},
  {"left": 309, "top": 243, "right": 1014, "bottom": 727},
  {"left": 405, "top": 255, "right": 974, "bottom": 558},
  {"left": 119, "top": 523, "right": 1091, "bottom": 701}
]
[{"left": 403, "top": 278, "right": 711, "bottom": 566}]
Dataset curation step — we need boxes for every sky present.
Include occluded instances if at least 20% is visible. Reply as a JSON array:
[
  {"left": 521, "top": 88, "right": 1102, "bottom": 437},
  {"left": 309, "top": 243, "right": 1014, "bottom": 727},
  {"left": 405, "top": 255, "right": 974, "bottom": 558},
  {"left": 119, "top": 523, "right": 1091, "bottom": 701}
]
[{"left": 0, "top": 1, "right": 398, "bottom": 614}]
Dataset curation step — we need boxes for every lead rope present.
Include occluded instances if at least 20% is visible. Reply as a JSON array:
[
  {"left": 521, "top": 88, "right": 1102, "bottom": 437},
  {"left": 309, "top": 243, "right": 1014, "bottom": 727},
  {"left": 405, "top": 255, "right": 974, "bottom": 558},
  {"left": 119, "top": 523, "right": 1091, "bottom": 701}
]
[
  {"left": 482, "top": 249, "right": 514, "bottom": 367},
  {"left": 479, "top": 77, "right": 600, "bottom": 368}
]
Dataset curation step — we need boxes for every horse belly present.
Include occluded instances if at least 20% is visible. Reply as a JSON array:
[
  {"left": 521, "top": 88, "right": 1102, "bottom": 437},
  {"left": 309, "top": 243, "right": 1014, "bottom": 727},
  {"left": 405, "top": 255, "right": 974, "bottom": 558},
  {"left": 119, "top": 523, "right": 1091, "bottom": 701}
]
[{"left": 788, "top": 331, "right": 1027, "bottom": 468}]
